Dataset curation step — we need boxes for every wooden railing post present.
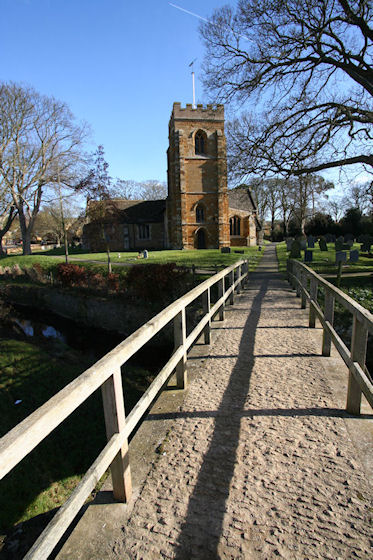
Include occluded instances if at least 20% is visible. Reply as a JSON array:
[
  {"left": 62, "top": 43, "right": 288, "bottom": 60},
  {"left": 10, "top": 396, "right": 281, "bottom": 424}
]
[
  {"left": 101, "top": 368, "right": 132, "bottom": 502},
  {"left": 243, "top": 260, "right": 249, "bottom": 286},
  {"left": 301, "top": 271, "right": 307, "bottom": 309},
  {"left": 236, "top": 265, "right": 242, "bottom": 294},
  {"left": 229, "top": 270, "right": 234, "bottom": 304},
  {"left": 295, "top": 265, "right": 301, "bottom": 298},
  {"left": 309, "top": 277, "right": 318, "bottom": 328},
  {"left": 322, "top": 290, "right": 335, "bottom": 356},
  {"left": 174, "top": 308, "right": 187, "bottom": 389},
  {"left": 218, "top": 277, "right": 225, "bottom": 321},
  {"left": 202, "top": 287, "right": 211, "bottom": 344},
  {"left": 346, "top": 317, "right": 368, "bottom": 415}
]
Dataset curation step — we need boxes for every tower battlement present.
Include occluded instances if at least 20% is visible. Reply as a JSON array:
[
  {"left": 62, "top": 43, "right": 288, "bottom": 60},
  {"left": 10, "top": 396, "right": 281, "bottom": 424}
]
[{"left": 172, "top": 102, "right": 224, "bottom": 121}]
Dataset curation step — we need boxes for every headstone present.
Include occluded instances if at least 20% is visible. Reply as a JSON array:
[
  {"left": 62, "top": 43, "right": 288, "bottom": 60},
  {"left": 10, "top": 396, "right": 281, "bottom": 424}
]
[
  {"left": 143, "top": 249, "right": 148, "bottom": 259},
  {"left": 304, "top": 250, "right": 313, "bottom": 263},
  {"left": 335, "top": 251, "right": 347, "bottom": 263},
  {"left": 361, "top": 242, "right": 372, "bottom": 253},
  {"left": 299, "top": 238, "right": 307, "bottom": 250},
  {"left": 349, "top": 250, "right": 359, "bottom": 263},
  {"left": 290, "top": 239, "right": 301, "bottom": 258},
  {"left": 221, "top": 247, "right": 231, "bottom": 253},
  {"left": 307, "top": 235, "right": 315, "bottom": 248},
  {"left": 319, "top": 237, "right": 328, "bottom": 251},
  {"left": 234, "top": 250, "right": 244, "bottom": 254},
  {"left": 286, "top": 238, "right": 294, "bottom": 251},
  {"left": 346, "top": 239, "right": 354, "bottom": 248},
  {"left": 335, "top": 236, "right": 344, "bottom": 251}
]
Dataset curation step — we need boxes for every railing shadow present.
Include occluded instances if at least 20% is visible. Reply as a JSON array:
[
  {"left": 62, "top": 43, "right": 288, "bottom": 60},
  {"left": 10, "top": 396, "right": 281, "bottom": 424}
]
[{"left": 173, "top": 278, "right": 269, "bottom": 559}]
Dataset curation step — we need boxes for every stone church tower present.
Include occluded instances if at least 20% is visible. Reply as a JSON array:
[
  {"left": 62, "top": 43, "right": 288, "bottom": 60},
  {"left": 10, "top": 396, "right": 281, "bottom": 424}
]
[{"left": 166, "top": 102, "right": 230, "bottom": 249}]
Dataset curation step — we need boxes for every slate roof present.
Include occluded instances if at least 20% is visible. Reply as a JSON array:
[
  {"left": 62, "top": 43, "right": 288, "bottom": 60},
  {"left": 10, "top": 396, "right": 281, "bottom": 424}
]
[
  {"left": 119, "top": 200, "right": 166, "bottom": 224},
  {"left": 228, "top": 188, "right": 257, "bottom": 212}
]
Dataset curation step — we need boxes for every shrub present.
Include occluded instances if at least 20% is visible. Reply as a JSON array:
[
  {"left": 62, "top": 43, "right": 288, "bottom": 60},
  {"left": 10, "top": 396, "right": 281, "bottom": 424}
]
[{"left": 56, "top": 263, "right": 88, "bottom": 288}]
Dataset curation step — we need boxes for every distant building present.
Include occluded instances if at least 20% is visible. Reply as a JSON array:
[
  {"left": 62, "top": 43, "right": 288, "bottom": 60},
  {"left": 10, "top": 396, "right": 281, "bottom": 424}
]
[{"left": 82, "top": 103, "right": 261, "bottom": 251}]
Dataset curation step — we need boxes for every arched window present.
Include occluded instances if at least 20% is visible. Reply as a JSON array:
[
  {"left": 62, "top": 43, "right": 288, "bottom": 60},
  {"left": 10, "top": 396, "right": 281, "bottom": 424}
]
[
  {"left": 195, "top": 130, "right": 206, "bottom": 155},
  {"left": 196, "top": 204, "right": 204, "bottom": 223},
  {"left": 230, "top": 216, "right": 241, "bottom": 236}
]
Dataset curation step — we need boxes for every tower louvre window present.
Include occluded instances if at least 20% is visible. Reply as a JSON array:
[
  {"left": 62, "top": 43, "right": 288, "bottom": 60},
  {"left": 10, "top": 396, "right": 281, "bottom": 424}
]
[
  {"left": 195, "top": 130, "right": 206, "bottom": 155},
  {"left": 196, "top": 204, "right": 204, "bottom": 223}
]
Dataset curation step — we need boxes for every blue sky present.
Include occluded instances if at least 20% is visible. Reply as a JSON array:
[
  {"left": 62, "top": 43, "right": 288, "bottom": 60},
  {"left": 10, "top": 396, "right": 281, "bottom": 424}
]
[{"left": 1, "top": 0, "right": 230, "bottom": 184}]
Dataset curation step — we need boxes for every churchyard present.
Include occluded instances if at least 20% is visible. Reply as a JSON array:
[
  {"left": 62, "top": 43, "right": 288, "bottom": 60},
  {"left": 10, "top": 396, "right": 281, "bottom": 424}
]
[{"left": 277, "top": 238, "right": 373, "bottom": 315}]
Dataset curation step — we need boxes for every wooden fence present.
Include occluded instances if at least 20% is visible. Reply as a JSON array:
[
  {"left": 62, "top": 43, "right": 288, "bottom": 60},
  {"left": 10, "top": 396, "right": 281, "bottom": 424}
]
[
  {"left": 287, "top": 259, "right": 373, "bottom": 415},
  {"left": 0, "top": 259, "right": 249, "bottom": 559}
]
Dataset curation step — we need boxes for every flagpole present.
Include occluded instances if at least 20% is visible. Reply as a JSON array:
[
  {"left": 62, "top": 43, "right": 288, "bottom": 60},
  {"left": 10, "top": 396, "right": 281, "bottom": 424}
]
[{"left": 189, "top": 58, "right": 197, "bottom": 108}]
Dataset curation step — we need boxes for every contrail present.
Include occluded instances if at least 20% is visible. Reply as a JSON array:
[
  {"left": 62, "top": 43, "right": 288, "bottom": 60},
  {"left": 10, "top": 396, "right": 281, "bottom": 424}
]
[
  {"left": 169, "top": 3, "right": 210, "bottom": 24},
  {"left": 169, "top": 2, "right": 251, "bottom": 42}
]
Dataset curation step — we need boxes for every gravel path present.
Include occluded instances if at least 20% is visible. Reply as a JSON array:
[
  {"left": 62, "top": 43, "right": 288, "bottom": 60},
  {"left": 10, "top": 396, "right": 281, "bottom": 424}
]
[{"left": 111, "top": 244, "right": 372, "bottom": 559}]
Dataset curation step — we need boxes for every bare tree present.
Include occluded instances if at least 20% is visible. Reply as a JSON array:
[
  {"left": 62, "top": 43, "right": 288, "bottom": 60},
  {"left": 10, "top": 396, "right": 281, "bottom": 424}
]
[
  {"left": 0, "top": 82, "right": 89, "bottom": 254},
  {"left": 201, "top": 0, "right": 373, "bottom": 176},
  {"left": 327, "top": 196, "right": 347, "bottom": 222}
]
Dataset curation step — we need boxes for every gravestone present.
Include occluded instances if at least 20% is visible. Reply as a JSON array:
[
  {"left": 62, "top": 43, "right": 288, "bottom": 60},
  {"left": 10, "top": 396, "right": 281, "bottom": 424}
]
[
  {"left": 299, "top": 238, "right": 307, "bottom": 250},
  {"left": 346, "top": 239, "right": 354, "bottom": 248},
  {"left": 319, "top": 237, "right": 328, "bottom": 251},
  {"left": 290, "top": 239, "right": 301, "bottom": 258},
  {"left": 221, "top": 247, "right": 231, "bottom": 253},
  {"left": 234, "top": 250, "right": 244, "bottom": 254},
  {"left": 286, "top": 238, "right": 294, "bottom": 251},
  {"left": 361, "top": 241, "right": 372, "bottom": 253},
  {"left": 336, "top": 251, "right": 347, "bottom": 263},
  {"left": 307, "top": 235, "right": 315, "bottom": 248},
  {"left": 304, "top": 250, "right": 313, "bottom": 263},
  {"left": 349, "top": 250, "right": 359, "bottom": 263},
  {"left": 335, "top": 236, "right": 344, "bottom": 251}
]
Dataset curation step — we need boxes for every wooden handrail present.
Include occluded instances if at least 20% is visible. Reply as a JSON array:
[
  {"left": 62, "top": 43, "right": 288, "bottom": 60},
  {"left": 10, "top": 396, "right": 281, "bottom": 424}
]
[
  {"left": 0, "top": 258, "right": 249, "bottom": 559},
  {"left": 287, "top": 259, "right": 373, "bottom": 415}
]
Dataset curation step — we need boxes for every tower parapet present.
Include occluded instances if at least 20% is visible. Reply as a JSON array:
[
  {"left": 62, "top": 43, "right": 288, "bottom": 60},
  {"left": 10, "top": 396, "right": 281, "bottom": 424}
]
[{"left": 171, "top": 102, "right": 224, "bottom": 121}]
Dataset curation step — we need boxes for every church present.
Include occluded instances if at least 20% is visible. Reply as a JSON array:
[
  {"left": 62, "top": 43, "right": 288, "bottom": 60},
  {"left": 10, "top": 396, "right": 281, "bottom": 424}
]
[{"left": 82, "top": 103, "right": 261, "bottom": 252}]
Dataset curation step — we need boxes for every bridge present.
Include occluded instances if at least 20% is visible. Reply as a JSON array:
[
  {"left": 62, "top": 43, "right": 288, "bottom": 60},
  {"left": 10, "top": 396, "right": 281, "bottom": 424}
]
[{"left": 1, "top": 244, "right": 372, "bottom": 559}]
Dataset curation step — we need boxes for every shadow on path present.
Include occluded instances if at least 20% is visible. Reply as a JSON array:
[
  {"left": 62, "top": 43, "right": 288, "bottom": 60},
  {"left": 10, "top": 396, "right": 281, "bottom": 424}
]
[{"left": 173, "top": 278, "right": 269, "bottom": 559}]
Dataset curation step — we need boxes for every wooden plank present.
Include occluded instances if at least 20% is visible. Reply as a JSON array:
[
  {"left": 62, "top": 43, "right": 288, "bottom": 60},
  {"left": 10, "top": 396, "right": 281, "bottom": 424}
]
[
  {"left": 101, "top": 369, "right": 132, "bottom": 502},
  {"left": 24, "top": 434, "right": 122, "bottom": 560}
]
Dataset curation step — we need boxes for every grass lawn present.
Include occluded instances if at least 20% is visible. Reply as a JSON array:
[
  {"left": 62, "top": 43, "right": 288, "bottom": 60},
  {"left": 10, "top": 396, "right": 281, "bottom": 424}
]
[{"left": 0, "top": 246, "right": 263, "bottom": 278}]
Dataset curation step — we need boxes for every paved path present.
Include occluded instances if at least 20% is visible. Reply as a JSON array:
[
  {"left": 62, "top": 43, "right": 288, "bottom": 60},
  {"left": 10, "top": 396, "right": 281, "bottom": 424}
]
[{"left": 109, "top": 245, "right": 372, "bottom": 559}]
